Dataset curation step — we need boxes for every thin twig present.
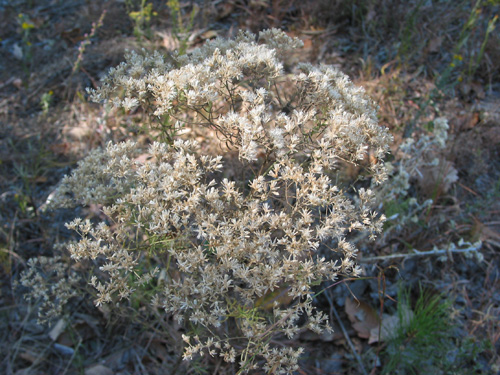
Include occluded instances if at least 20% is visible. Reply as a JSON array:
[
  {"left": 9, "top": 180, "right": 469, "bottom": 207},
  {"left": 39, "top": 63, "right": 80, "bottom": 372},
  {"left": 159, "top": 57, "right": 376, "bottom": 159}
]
[
  {"left": 61, "top": 338, "right": 82, "bottom": 375},
  {"left": 361, "top": 243, "right": 482, "bottom": 262},
  {"left": 325, "top": 288, "right": 368, "bottom": 375}
]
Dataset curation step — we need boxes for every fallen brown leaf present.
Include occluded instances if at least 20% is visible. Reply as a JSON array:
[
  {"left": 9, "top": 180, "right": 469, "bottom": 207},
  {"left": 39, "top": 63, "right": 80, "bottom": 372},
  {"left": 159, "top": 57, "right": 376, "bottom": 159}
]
[{"left": 345, "top": 297, "right": 379, "bottom": 339}]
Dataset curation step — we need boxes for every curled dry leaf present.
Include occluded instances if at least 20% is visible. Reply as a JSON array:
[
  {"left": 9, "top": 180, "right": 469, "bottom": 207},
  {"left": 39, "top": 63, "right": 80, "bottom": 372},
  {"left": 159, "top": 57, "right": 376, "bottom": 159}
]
[{"left": 345, "top": 297, "right": 379, "bottom": 339}]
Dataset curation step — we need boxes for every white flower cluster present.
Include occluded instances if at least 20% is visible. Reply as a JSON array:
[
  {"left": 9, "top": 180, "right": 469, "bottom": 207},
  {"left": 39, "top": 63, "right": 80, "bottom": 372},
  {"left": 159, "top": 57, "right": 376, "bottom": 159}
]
[
  {"left": 17, "top": 256, "right": 81, "bottom": 325},
  {"left": 88, "top": 29, "right": 390, "bottom": 181},
  {"left": 47, "top": 29, "right": 390, "bottom": 373},
  {"left": 375, "top": 116, "right": 455, "bottom": 241}
]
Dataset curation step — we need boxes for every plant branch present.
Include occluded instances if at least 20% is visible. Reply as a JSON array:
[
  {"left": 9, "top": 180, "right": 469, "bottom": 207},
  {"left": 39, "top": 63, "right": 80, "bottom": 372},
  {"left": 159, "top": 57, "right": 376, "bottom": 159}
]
[{"left": 361, "top": 242, "right": 482, "bottom": 262}]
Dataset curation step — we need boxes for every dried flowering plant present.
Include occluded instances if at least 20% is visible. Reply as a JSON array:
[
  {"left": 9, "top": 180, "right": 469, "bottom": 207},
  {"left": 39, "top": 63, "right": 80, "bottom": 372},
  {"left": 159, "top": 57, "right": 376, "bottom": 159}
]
[
  {"left": 375, "top": 116, "right": 458, "bottom": 242},
  {"left": 36, "top": 29, "right": 391, "bottom": 373},
  {"left": 17, "top": 256, "right": 81, "bottom": 325}
]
